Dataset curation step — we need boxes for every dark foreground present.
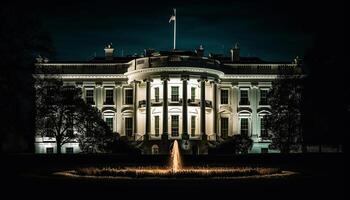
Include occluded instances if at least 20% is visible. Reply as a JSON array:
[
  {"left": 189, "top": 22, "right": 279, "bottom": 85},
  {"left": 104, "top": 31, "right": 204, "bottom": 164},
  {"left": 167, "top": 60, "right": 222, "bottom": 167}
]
[{"left": 1, "top": 153, "right": 344, "bottom": 199}]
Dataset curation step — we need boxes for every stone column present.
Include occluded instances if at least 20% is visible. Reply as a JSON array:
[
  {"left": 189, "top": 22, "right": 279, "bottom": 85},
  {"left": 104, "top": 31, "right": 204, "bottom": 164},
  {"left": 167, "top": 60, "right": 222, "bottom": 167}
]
[
  {"left": 132, "top": 80, "right": 138, "bottom": 139},
  {"left": 199, "top": 77, "right": 207, "bottom": 140},
  {"left": 212, "top": 80, "right": 218, "bottom": 138},
  {"left": 145, "top": 79, "right": 152, "bottom": 140},
  {"left": 161, "top": 76, "right": 169, "bottom": 140},
  {"left": 181, "top": 75, "right": 189, "bottom": 139}
]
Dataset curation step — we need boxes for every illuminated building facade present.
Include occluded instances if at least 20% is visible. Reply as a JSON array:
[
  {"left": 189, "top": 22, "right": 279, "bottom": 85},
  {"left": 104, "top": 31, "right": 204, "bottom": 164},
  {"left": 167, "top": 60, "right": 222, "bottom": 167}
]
[{"left": 34, "top": 44, "right": 301, "bottom": 154}]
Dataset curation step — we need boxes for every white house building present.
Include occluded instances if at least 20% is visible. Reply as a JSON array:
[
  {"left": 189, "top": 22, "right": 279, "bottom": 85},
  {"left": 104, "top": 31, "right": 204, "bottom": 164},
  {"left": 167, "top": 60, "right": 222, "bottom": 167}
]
[{"left": 34, "top": 44, "right": 301, "bottom": 154}]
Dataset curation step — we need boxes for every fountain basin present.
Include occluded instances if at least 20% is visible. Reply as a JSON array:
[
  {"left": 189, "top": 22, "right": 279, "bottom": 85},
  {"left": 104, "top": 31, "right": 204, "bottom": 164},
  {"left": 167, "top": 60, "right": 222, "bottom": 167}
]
[{"left": 55, "top": 166, "right": 296, "bottom": 179}]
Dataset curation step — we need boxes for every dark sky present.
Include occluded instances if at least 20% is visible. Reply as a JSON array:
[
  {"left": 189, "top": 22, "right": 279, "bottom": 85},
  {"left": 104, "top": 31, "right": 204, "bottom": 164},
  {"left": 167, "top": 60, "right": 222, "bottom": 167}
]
[{"left": 27, "top": 0, "right": 344, "bottom": 61}]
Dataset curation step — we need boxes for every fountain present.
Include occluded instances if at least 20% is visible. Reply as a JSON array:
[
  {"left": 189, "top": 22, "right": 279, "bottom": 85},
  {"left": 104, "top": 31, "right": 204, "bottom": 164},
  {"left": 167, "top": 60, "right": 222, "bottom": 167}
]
[
  {"left": 170, "top": 140, "right": 182, "bottom": 173},
  {"left": 55, "top": 140, "right": 296, "bottom": 179}
]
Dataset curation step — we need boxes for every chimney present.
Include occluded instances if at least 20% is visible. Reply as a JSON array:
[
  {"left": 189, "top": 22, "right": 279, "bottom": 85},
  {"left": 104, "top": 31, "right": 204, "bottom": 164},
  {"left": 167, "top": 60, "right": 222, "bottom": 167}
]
[
  {"left": 104, "top": 43, "right": 114, "bottom": 60},
  {"left": 195, "top": 45, "right": 204, "bottom": 57},
  {"left": 230, "top": 42, "right": 240, "bottom": 62}
]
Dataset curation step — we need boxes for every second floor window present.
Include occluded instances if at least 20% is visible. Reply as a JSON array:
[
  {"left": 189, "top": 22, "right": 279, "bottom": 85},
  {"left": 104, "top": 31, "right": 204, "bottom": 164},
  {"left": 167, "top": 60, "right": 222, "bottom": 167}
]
[
  {"left": 154, "top": 116, "right": 160, "bottom": 136},
  {"left": 171, "top": 115, "right": 179, "bottom": 136},
  {"left": 85, "top": 89, "right": 94, "bottom": 105},
  {"left": 154, "top": 87, "right": 159, "bottom": 102},
  {"left": 105, "top": 117, "right": 113, "bottom": 131},
  {"left": 260, "top": 90, "right": 268, "bottom": 105},
  {"left": 105, "top": 89, "right": 114, "bottom": 104},
  {"left": 191, "top": 87, "right": 196, "bottom": 101},
  {"left": 221, "top": 117, "right": 229, "bottom": 138},
  {"left": 240, "top": 90, "right": 249, "bottom": 105},
  {"left": 125, "top": 89, "right": 133, "bottom": 105},
  {"left": 221, "top": 89, "right": 228, "bottom": 104},
  {"left": 240, "top": 118, "right": 249, "bottom": 136},
  {"left": 125, "top": 118, "right": 133, "bottom": 137},
  {"left": 171, "top": 86, "right": 179, "bottom": 101},
  {"left": 191, "top": 116, "right": 196, "bottom": 136}
]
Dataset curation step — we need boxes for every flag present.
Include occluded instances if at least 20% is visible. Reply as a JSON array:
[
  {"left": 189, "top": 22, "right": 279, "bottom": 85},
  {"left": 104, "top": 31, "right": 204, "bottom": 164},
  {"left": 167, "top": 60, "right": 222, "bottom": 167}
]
[{"left": 169, "top": 15, "right": 176, "bottom": 23}]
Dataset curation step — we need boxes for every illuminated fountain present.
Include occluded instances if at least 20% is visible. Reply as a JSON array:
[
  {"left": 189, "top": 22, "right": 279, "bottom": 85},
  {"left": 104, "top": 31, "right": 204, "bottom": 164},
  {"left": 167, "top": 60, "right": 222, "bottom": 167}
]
[
  {"left": 55, "top": 140, "right": 296, "bottom": 179},
  {"left": 170, "top": 140, "right": 182, "bottom": 173}
]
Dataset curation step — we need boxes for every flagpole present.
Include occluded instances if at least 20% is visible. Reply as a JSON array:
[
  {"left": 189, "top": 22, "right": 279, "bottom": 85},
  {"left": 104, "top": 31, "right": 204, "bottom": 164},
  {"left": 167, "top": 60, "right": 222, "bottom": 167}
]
[{"left": 173, "top": 8, "right": 176, "bottom": 50}]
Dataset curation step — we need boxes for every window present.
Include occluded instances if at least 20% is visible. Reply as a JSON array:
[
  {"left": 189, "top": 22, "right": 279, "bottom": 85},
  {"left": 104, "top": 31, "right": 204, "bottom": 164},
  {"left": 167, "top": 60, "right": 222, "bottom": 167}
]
[
  {"left": 261, "top": 148, "right": 269, "bottom": 154},
  {"left": 191, "top": 116, "right": 196, "bottom": 136},
  {"left": 125, "top": 89, "right": 133, "bottom": 104},
  {"left": 240, "top": 90, "right": 249, "bottom": 105},
  {"left": 221, "top": 117, "right": 229, "bottom": 138},
  {"left": 260, "top": 117, "right": 268, "bottom": 138},
  {"left": 85, "top": 89, "right": 94, "bottom": 105},
  {"left": 65, "top": 147, "right": 73, "bottom": 154},
  {"left": 151, "top": 145, "right": 160, "bottom": 155},
  {"left": 240, "top": 118, "right": 249, "bottom": 136},
  {"left": 154, "top": 87, "right": 160, "bottom": 102},
  {"left": 105, "top": 89, "right": 114, "bottom": 104},
  {"left": 125, "top": 118, "right": 133, "bottom": 137},
  {"left": 260, "top": 90, "right": 268, "bottom": 105},
  {"left": 221, "top": 89, "right": 229, "bottom": 104},
  {"left": 105, "top": 117, "right": 113, "bottom": 131},
  {"left": 45, "top": 119, "right": 54, "bottom": 137},
  {"left": 46, "top": 147, "right": 54, "bottom": 154},
  {"left": 191, "top": 87, "right": 196, "bottom": 101},
  {"left": 171, "top": 86, "right": 179, "bottom": 101},
  {"left": 154, "top": 116, "right": 160, "bottom": 136},
  {"left": 171, "top": 115, "right": 179, "bottom": 136}
]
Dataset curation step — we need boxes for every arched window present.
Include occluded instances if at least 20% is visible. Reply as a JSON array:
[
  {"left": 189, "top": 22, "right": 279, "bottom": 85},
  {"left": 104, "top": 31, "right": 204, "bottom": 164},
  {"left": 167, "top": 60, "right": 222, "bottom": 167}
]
[{"left": 151, "top": 145, "right": 160, "bottom": 155}]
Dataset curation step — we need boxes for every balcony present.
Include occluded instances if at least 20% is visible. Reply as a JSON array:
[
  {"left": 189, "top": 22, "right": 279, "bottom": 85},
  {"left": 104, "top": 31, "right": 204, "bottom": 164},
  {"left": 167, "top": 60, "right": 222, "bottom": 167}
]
[
  {"left": 151, "top": 99, "right": 162, "bottom": 106},
  {"left": 168, "top": 98, "right": 182, "bottom": 106},
  {"left": 188, "top": 99, "right": 200, "bottom": 106}
]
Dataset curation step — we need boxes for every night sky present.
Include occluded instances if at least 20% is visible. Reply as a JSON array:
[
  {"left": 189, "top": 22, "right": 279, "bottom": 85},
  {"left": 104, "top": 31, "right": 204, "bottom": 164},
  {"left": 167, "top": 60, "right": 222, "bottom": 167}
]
[{"left": 27, "top": 0, "right": 344, "bottom": 62}]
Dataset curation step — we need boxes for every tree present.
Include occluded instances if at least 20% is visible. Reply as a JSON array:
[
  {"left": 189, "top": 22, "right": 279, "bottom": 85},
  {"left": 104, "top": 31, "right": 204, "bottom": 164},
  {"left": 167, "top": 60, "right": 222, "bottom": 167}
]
[
  {"left": 76, "top": 105, "right": 115, "bottom": 153},
  {"left": 35, "top": 77, "right": 113, "bottom": 154},
  {"left": 266, "top": 73, "right": 303, "bottom": 153},
  {"left": 0, "top": 3, "right": 54, "bottom": 153},
  {"left": 209, "top": 135, "right": 253, "bottom": 154}
]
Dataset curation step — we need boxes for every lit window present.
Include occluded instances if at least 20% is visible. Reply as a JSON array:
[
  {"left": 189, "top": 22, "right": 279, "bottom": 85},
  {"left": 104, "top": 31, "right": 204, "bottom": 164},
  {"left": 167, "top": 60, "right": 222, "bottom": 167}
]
[
  {"left": 171, "top": 115, "right": 179, "bottom": 136},
  {"left": 154, "top": 116, "right": 160, "bottom": 136},
  {"left": 105, "top": 117, "right": 113, "bottom": 131},
  {"left": 191, "top": 116, "right": 196, "bottom": 136},
  {"left": 191, "top": 87, "right": 196, "bottom": 101},
  {"left": 154, "top": 87, "right": 159, "bottom": 102},
  {"left": 105, "top": 89, "right": 114, "bottom": 105},
  {"left": 65, "top": 147, "right": 73, "bottom": 154},
  {"left": 85, "top": 89, "right": 94, "bottom": 105},
  {"left": 171, "top": 86, "right": 179, "bottom": 101},
  {"left": 46, "top": 147, "right": 54, "bottom": 154},
  {"left": 125, "top": 89, "right": 133, "bottom": 105},
  {"left": 260, "top": 90, "right": 268, "bottom": 105},
  {"left": 221, "top": 117, "right": 229, "bottom": 138},
  {"left": 239, "top": 90, "right": 249, "bottom": 105},
  {"left": 240, "top": 118, "right": 249, "bottom": 135},
  {"left": 221, "top": 89, "right": 228, "bottom": 104},
  {"left": 125, "top": 118, "right": 133, "bottom": 137}
]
